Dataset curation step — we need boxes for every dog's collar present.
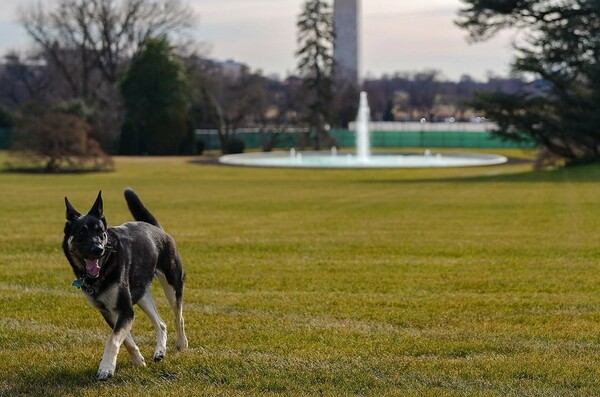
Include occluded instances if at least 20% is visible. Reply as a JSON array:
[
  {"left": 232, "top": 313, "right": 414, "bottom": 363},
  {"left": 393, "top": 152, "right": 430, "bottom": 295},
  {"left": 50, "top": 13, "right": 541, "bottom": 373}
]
[{"left": 72, "top": 277, "right": 95, "bottom": 295}]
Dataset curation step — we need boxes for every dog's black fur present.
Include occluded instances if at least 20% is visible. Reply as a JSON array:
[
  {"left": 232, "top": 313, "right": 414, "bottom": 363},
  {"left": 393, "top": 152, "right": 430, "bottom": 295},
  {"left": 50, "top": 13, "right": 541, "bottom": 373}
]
[{"left": 63, "top": 188, "right": 188, "bottom": 380}]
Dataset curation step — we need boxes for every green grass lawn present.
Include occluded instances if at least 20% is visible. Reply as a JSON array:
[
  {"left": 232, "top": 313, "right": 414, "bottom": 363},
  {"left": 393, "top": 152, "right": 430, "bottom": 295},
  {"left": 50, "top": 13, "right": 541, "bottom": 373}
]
[{"left": 1, "top": 149, "right": 599, "bottom": 396}]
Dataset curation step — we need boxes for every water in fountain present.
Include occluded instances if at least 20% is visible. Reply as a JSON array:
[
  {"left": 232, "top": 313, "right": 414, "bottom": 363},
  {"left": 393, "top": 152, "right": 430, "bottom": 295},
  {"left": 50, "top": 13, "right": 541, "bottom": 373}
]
[{"left": 356, "top": 92, "right": 371, "bottom": 162}]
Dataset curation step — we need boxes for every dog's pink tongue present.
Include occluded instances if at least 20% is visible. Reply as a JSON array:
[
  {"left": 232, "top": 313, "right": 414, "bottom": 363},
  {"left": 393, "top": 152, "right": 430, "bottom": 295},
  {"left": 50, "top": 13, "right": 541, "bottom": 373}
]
[{"left": 85, "top": 259, "right": 100, "bottom": 278}]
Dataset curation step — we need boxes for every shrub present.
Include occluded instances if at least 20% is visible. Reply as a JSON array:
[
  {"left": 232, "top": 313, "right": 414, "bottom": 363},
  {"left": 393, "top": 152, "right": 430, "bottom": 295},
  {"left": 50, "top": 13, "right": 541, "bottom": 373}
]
[
  {"left": 227, "top": 138, "right": 245, "bottom": 154},
  {"left": 196, "top": 139, "right": 205, "bottom": 155},
  {"left": 9, "top": 104, "right": 113, "bottom": 172}
]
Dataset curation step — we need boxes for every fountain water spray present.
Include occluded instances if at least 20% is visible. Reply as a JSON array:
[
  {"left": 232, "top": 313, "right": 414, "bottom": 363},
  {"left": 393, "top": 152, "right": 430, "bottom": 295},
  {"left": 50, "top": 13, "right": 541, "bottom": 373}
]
[{"left": 356, "top": 92, "right": 371, "bottom": 162}]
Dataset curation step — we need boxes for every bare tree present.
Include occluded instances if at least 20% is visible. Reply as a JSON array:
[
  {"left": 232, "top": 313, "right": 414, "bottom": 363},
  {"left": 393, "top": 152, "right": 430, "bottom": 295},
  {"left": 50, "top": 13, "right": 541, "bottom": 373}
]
[
  {"left": 19, "top": 0, "right": 197, "bottom": 99},
  {"left": 189, "top": 59, "right": 270, "bottom": 154},
  {"left": 408, "top": 70, "right": 442, "bottom": 121},
  {"left": 260, "top": 76, "right": 306, "bottom": 151}
]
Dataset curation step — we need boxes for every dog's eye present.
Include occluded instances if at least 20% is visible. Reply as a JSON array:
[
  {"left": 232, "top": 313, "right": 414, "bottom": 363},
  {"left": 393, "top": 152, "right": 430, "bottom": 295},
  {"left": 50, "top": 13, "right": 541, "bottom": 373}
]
[{"left": 78, "top": 227, "right": 87, "bottom": 236}]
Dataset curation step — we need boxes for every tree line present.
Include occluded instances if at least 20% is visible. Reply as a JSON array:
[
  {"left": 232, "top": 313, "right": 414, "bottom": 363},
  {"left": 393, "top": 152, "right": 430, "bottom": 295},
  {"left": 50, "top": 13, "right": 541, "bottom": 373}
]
[{"left": 0, "top": 0, "right": 597, "bottom": 170}]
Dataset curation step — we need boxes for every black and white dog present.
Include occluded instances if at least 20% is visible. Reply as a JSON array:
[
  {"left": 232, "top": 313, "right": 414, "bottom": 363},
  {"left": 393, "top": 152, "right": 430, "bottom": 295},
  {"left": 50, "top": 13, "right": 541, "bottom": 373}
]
[{"left": 63, "top": 188, "right": 188, "bottom": 380}]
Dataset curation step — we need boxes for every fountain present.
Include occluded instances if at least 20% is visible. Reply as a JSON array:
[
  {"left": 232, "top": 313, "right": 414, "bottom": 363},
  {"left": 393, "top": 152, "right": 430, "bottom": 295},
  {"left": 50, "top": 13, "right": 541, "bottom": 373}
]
[
  {"left": 356, "top": 92, "right": 371, "bottom": 162},
  {"left": 218, "top": 92, "right": 508, "bottom": 168}
]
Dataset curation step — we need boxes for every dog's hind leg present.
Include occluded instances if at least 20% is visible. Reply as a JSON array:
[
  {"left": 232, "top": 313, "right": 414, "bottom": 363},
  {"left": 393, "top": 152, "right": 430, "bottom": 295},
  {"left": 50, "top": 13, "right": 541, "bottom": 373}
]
[
  {"left": 137, "top": 291, "right": 168, "bottom": 362},
  {"left": 101, "top": 311, "right": 145, "bottom": 367},
  {"left": 157, "top": 270, "right": 188, "bottom": 350},
  {"left": 123, "top": 333, "right": 146, "bottom": 366}
]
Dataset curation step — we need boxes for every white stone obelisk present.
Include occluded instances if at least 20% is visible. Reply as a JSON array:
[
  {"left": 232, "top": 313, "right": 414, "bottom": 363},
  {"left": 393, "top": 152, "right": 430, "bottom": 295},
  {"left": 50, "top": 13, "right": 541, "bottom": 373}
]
[{"left": 334, "top": 0, "right": 359, "bottom": 83}]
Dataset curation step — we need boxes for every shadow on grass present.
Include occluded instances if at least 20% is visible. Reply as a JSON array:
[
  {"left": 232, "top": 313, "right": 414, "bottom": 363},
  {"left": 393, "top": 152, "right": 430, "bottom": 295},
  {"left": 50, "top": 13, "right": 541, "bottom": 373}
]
[
  {"left": 2, "top": 167, "right": 114, "bottom": 174},
  {"left": 361, "top": 163, "right": 600, "bottom": 184},
  {"left": 1, "top": 360, "right": 177, "bottom": 395},
  {"left": 2, "top": 366, "right": 106, "bottom": 396}
]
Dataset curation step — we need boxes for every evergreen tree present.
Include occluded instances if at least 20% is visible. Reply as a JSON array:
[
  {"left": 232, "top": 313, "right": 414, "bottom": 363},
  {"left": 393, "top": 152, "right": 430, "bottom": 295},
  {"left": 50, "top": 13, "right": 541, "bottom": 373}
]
[
  {"left": 296, "top": 0, "right": 335, "bottom": 150},
  {"left": 120, "top": 38, "right": 190, "bottom": 155},
  {"left": 458, "top": 0, "right": 600, "bottom": 163}
]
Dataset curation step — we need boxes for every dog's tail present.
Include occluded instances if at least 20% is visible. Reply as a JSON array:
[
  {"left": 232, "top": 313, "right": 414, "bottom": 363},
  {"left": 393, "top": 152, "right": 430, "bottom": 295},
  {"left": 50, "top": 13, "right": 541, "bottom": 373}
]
[{"left": 124, "top": 188, "right": 161, "bottom": 229}]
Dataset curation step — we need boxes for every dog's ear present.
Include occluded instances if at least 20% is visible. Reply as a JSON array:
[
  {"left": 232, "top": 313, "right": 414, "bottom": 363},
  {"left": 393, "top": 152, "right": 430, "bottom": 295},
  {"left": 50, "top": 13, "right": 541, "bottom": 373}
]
[
  {"left": 88, "top": 191, "right": 104, "bottom": 219},
  {"left": 65, "top": 197, "right": 81, "bottom": 222}
]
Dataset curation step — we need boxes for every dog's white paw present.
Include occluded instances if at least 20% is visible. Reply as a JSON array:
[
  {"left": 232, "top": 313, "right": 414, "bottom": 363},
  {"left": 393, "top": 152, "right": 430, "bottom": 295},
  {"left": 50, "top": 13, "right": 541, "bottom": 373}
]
[
  {"left": 153, "top": 349, "right": 166, "bottom": 362},
  {"left": 97, "top": 367, "right": 114, "bottom": 381},
  {"left": 176, "top": 336, "right": 188, "bottom": 350},
  {"left": 131, "top": 354, "right": 146, "bottom": 367},
  {"left": 97, "top": 356, "right": 116, "bottom": 380}
]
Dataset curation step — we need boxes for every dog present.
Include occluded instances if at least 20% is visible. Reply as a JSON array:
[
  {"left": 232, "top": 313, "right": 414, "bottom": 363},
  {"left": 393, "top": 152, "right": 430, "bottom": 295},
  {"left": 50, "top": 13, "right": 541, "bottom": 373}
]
[{"left": 62, "top": 188, "right": 188, "bottom": 380}]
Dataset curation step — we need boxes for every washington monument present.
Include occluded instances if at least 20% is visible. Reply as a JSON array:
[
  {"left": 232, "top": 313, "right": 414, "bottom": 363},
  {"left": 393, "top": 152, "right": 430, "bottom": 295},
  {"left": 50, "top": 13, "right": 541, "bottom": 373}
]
[{"left": 334, "top": 0, "right": 360, "bottom": 83}]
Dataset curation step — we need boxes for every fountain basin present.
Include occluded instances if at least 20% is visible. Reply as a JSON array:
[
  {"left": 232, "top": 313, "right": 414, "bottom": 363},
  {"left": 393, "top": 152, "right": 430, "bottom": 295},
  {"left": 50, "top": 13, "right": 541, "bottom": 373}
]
[
  {"left": 218, "top": 92, "right": 508, "bottom": 169},
  {"left": 218, "top": 151, "right": 508, "bottom": 169}
]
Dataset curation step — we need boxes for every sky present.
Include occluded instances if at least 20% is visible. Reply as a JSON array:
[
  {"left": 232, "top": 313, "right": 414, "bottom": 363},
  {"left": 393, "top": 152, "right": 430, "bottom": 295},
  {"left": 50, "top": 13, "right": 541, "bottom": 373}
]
[{"left": 0, "top": 0, "right": 514, "bottom": 81}]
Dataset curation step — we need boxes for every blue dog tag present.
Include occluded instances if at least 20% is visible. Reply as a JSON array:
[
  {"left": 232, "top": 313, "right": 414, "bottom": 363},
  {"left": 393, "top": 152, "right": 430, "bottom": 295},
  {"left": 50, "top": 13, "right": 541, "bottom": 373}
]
[{"left": 72, "top": 279, "right": 83, "bottom": 289}]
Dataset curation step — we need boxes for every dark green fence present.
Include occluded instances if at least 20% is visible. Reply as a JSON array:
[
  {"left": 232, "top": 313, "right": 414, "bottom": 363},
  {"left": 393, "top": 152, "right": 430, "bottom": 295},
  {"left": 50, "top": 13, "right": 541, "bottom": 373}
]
[
  {"left": 0, "top": 128, "right": 533, "bottom": 152},
  {"left": 332, "top": 130, "right": 534, "bottom": 149},
  {"left": 195, "top": 129, "right": 535, "bottom": 151}
]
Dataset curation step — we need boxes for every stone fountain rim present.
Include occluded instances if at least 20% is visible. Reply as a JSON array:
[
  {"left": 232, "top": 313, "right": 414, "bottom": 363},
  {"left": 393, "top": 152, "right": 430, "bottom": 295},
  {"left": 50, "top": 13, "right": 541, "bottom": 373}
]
[{"left": 218, "top": 150, "right": 509, "bottom": 169}]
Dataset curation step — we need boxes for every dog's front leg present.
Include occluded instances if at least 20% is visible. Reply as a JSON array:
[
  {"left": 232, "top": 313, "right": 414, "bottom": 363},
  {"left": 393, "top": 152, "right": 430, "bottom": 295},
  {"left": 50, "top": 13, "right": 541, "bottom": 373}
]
[
  {"left": 100, "top": 310, "right": 145, "bottom": 367},
  {"left": 97, "top": 307, "right": 134, "bottom": 380}
]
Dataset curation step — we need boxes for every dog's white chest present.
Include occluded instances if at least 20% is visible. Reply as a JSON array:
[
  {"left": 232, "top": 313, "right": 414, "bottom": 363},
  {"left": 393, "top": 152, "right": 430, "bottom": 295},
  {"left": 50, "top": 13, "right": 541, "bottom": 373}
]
[{"left": 84, "top": 284, "right": 120, "bottom": 312}]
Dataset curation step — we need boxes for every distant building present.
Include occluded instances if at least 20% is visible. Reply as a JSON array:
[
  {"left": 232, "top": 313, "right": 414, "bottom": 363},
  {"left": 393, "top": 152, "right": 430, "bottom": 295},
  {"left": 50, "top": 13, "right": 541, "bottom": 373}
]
[
  {"left": 214, "top": 59, "right": 247, "bottom": 79},
  {"left": 334, "top": 0, "right": 360, "bottom": 83}
]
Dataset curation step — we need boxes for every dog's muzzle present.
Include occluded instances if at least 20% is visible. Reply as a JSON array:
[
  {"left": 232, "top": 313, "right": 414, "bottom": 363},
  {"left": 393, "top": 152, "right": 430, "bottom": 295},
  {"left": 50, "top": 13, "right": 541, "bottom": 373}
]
[{"left": 85, "top": 245, "right": 104, "bottom": 278}]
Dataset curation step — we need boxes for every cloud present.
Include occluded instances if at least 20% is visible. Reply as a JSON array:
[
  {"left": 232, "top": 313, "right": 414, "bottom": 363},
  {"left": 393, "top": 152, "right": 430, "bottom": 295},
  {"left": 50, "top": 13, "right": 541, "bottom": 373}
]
[
  {"left": 362, "top": 5, "right": 513, "bottom": 78},
  {"left": 0, "top": 22, "right": 29, "bottom": 54}
]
